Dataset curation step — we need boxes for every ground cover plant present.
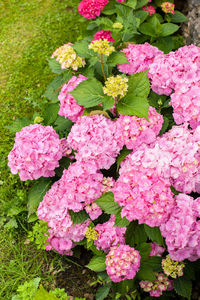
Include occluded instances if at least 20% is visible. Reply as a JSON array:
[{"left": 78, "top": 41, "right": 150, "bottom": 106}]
[{"left": 4, "top": 0, "right": 200, "bottom": 299}]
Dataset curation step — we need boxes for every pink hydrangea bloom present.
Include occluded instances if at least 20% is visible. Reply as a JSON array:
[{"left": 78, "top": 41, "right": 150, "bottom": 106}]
[
  {"left": 92, "top": 30, "right": 115, "bottom": 43},
  {"left": 148, "top": 45, "right": 200, "bottom": 95},
  {"left": 140, "top": 273, "right": 173, "bottom": 297},
  {"left": 149, "top": 243, "right": 165, "bottom": 257},
  {"left": 8, "top": 124, "right": 63, "bottom": 181},
  {"left": 160, "top": 194, "right": 200, "bottom": 262},
  {"left": 170, "top": 83, "right": 200, "bottom": 129},
  {"left": 78, "top": 0, "right": 108, "bottom": 19},
  {"left": 67, "top": 115, "right": 123, "bottom": 170},
  {"left": 38, "top": 161, "right": 103, "bottom": 215},
  {"left": 112, "top": 147, "right": 175, "bottom": 227},
  {"left": 85, "top": 202, "right": 102, "bottom": 220},
  {"left": 116, "top": 107, "right": 163, "bottom": 150},
  {"left": 58, "top": 75, "right": 87, "bottom": 122},
  {"left": 94, "top": 215, "right": 126, "bottom": 252},
  {"left": 118, "top": 43, "right": 162, "bottom": 75},
  {"left": 106, "top": 245, "right": 140, "bottom": 282},
  {"left": 142, "top": 5, "right": 156, "bottom": 16}
]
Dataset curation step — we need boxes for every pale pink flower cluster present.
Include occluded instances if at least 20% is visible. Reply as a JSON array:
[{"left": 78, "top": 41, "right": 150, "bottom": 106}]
[
  {"left": 67, "top": 115, "right": 123, "bottom": 169},
  {"left": 142, "top": 5, "right": 156, "bottom": 16},
  {"left": 149, "top": 243, "right": 165, "bottom": 257},
  {"left": 118, "top": 43, "right": 163, "bottom": 75},
  {"left": 112, "top": 147, "right": 174, "bottom": 227},
  {"left": 92, "top": 30, "right": 115, "bottom": 43},
  {"left": 106, "top": 245, "right": 140, "bottom": 282},
  {"left": 58, "top": 75, "right": 87, "bottom": 122},
  {"left": 140, "top": 273, "right": 173, "bottom": 297},
  {"left": 94, "top": 215, "right": 126, "bottom": 252},
  {"left": 116, "top": 107, "right": 163, "bottom": 150},
  {"left": 78, "top": 0, "right": 108, "bottom": 19},
  {"left": 8, "top": 124, "right": 63, "bottom": 181},
  {"left": 160, "top": 194, "right": 200, "bottom": 262},
  {"left": 148, "top": 45, "right": 200, "bottom": 95}
]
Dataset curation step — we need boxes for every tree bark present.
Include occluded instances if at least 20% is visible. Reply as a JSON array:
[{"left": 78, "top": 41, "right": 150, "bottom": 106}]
[{"left": 184, "top": 0, "right": 200, "bottom": 46}]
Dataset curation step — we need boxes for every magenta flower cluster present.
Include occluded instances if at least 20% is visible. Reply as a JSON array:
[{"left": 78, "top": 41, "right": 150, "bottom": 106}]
[
  {"left": 78, "top": 0, "right": 108, "bottom": 19},
  {"left": 8, "top": 124, "right": 63, "bottom": 181},
  {"left": 92, "top": 30, "right": 115, "bottom": 43}
]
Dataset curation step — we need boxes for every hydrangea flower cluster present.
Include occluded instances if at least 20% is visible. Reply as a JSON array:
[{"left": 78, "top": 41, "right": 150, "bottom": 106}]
[
  {"left": 118, "top": 43, "right": 163, "bottom": 75},
  {"left": 67, "top": 115, "right": 123, "bottom": 169},
  {"left": 142, "top": 5, "right": 156, "bottom": 16},
  {"left": 89, "top": 39, "right": 115, "bottom": 56},
  {"left": 51, "top": 43, "right": 85, "bottom": 70},
  {"left": 160, "top": 194, "right": 200, "bottom": 261},
  {"left": 140, "top": 273, "right": 173, "bottom": 297},
  {"left": 58, "top": 75, "right": 87, "bottom": 122},
  {"left": 112, "top": 147, "right": 175, "bottom": 227},
  {"left": 8, "top": 124, "right": 63, "bottom": 181},
  {"left": 94, "top": 215, "right": 126, "bottom": 252},
  {"left": 105, "top": 245, "right": 140, "bottom": 282},
  {"left": 85, "top": 226, "right": 99, "bottom": 241},
  {"left": 149, "top": 243, "right": 165, "bottom": 257},
  {"left": 161, "top": 2, "right": 175, "bottom": 14},
  {"left": 78, "top": 0, "right": 108, "bottom": 19},
  {"left": 162, "top": 255, "right": 185, "bottom": 278},
  {"left": 115, "top": 106, "right": 163, "bottom": 150},
  {"left": 92, "top": 30, "right": 115, "bottom": 43},
  {"left": 103, "top": 75, "right": 128, "bottom": 99}
]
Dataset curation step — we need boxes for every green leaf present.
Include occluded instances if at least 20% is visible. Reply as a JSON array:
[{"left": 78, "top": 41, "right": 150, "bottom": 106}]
[
  {"left": 34, "top": 286, "right": 58, "bottom": 300},
  {"left": 174, "top": 277, "right": 192, "bottom": 300},
  {"left": 68, "top": 210, "right": 89, "bottom": 225},
  {"left": 5, "top": 118, "right": 32, "bottom": 133},
  {"left": 87, "top": 256, "right": 106, "bottom": 272},
  {"left": 95, "top": 192, "right": 121, "bottom": 215},
  {"left": 101, "top": 95, "right": 114, "bottom": 110},
  {"left": 135, "top": 0, "right": 149, "bottom": 9},
  {"left": 117, "top": 95, "right": 149, "bottom": 119},
  {"left": 28, "top": 213, "right": 38, "bottom": 223},
  {"left": 139, "top": 22, "right": 158, "bottom": 37},
  {"left": 122, "top": 0, "right": 137, "bottom": 9},
  {"left": 43, "top": 103, "right": 59, "bottom": 125},
  {"left": 127, "top": 71, "right": 150, "bottom": 98},
  {"left": 159, "top": 116, "right": 169, "bottom": 135},
  {"left": 53, "top": 116, "right": 73, "bottom": 135},
  {"left": 96, "top": 285, "right": 111, "bottom": 300},
  {"left": 114, "top": 210, "right": 130, "bottom": 227},
  {"left": 136, "top": 243, "right": 152, "bottom": 260},
  {"left": 27, "top": 179, "right": 52, "bottom": 217},
  {"left": 71, "top": 78, "right": 105, "bottom": 108},
  {"left": 48, "top": 58, "right": 64, "bottom": 74},
  {"left": 95, "top": 17, "right": 114, "bottom": 30},
  {"left": 153, "top": 36, "right": 174, "bottom": 54},
  {"left": 117, "top": 146, "right": 132, "bottom": 170},
  {"left": 5, "top": 218, "right": 18, "bottom": 229},
  {"left": 160, "top": 23, "right": 179, "bottom": 37},
  {"left": 144, "top": 225, "right": 165, "bottom": 247},
  {"left": 125, "top": 222, "right": 147, "bottom": 246},
  {"left": 55, "top": 157, "right": 71, "bottom": 177},
  {"left": 43, "top": 73, "right": 72, "bottom": 102},
  {"left": 170, "top": 11, "right": 187, "bottom": 23},
  {"left": 137, "top": 265, "right": 157, "bottom": 281},
  {"left": 108, "top": 52, "right": 129, "bottom": 67},
  {"left": 133, "top": 10, "right": 148, "bottom": 24},
  {"left": 73, "top": 40, "right": 91, "bottom": 58}
]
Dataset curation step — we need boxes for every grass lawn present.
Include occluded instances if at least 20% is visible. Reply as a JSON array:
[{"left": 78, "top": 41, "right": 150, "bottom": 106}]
[{"left": 0, "top": 1, "right": 94, "bottom": 298}]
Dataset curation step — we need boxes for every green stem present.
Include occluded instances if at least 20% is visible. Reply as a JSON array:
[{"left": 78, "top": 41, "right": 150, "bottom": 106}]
[{"left": 100, "top": 54, "right": 106, "bottom": 81}]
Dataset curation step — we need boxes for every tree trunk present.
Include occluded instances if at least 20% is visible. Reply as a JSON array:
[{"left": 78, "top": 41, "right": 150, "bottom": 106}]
[{"left": 183, "top": 0, "right": 200, "bottom": 46}]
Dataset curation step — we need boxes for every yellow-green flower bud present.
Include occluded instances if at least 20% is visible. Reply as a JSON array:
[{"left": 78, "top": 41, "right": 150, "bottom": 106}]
[
  {"left": 103, "top": 75, "right": 128, "bottom": 99},
  {"left": 89, "top": 39, "right": 115, "bottom": 56},
  {"left": 34, "top": 116, "right": 44, "bottom": 124},
  {"left": 162, "top": 255, "right": 185, "bottom": 278},
  {"left": 112, "top": 22, "right": 123, "bottom": 30},
  {"left": 85, "top": 227, "right": 99, "bottom": 241}
]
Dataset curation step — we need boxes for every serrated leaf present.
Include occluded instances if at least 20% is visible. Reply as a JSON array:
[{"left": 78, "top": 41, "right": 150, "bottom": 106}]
[
  {"left": 139, "top": 22, "right": 158, "bottom": 37},
  {"left": 96, "top": 285, "right": 111, "bottom": 300},
  {"left": 48, "top": 58, "right": 64, "bottom": 74},
  {"left": 43, "top": 103, "right": 59, "bottom": 125},
  {"left": 117, "top": 95, "right": 149, "bottom": 119},
  {"left": 101, "top": 95, "right": 114, "bottom": 110},
  {"left": 68, "top": 210, "right": 89, "bottom": 225},
  {"left": 174, "top": 277, "right": 192, "bottom": 300},
  {"left": 135, "top": 0, "right": 149, "bottom": 9},
  {"left": 5, "top": 218, "right": 18, "bottom": 229},
  {"left": 160, "top": 23, "right": 179, "bottom": 37},
  {"left": 136, "top": 243, "right": 152, "bottom": 260},
  {"left": 137, "top": 265, "right": 157, "bottom": 281},
  {"left": 72, "top": 40, "right": 91, "bottom": 58},
  {"left": 122, "top": 0, "right": 137, "bottom": 9},
  {"left": 108, "top": 52, "right": 129, "bottom": 67},
  {"left": 5, "top": 118, "right": 32, "bottom": 133},
  {"left": 34, "top": 286, "right": 58, "bottom": 300},
  {"left": 128, "top": 72, "right": 150, "bottom": 97},
  {"left": 117, "top": 146, "right": 132, "bottom": 170},
  {"left": 153, "top": 36, "right": 174, "bottom": 53},
  {"left": 27, "top": 179, "right": 52, "bottom": 217},
  {"left": 170, "top": 11, "right": 187, "bottom": 23},
  {"left": 94, "top": 17, "right": 114, "bottom": 29},
  {"left": 114, "top": 210, "right": 130, "bottom": 227},
  {"left": 95, "top": 192, "right": 121, "bottom": 215},
  {"left": 87, "top": 256, "right": 106, "bottom": 272},
  {"left": 144, "top": 225, "right": 165, "bottom": 247},
  {"left": 125, "top": 222, "right": 147, "bottom": 246},
  {"left": 133, "top": 10, "right": 148, "bottom": 24},
  {"left": 53, "top": 116, "right": 73, "bottom": 135},
  {"left": 71, "top": 78, "right": 105, "bottom": 108},
  {"left": 159, "top": 116, "right": 169, "bottom": 135}
]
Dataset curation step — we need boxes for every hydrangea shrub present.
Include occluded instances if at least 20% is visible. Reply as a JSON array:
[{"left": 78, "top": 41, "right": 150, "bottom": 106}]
[{"left": 8, "top": 0, "right": 198, "bottom": 299}]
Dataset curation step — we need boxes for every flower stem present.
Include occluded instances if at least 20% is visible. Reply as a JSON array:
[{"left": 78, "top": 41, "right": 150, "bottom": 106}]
[{"left": 100, "top": 54, "right": 107, "bottom": 81}]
